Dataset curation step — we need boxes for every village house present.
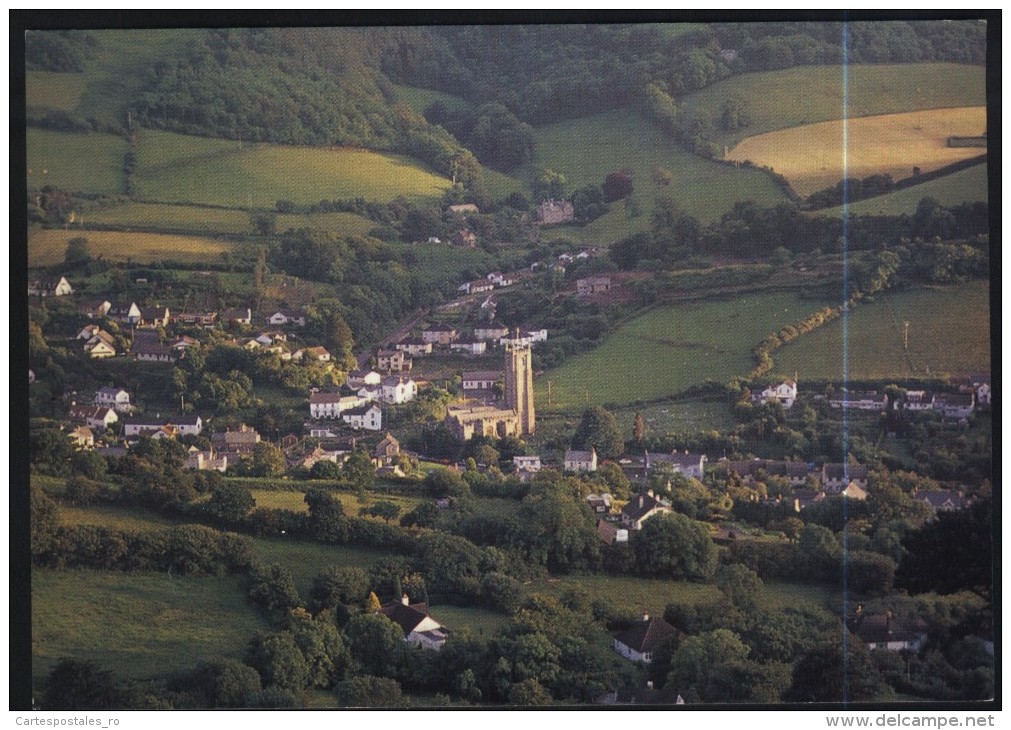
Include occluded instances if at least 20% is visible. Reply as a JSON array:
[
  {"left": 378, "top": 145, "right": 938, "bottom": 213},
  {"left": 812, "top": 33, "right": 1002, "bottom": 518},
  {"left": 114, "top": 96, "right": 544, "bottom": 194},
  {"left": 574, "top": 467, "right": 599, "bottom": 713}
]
[
  {"left": 536, "top": 199, "right": 575, "bottom": 225},
  {"left": 342, "top": 403, "right": 383, "bottom": 431},
  {"left": 300, "top": 446, "right": 344, "bottom": 471},
  {"left": 458, "top": 279, "right": 494, "bottom": 295},
  {"left": 185, "top": 447, "right": 228, "bottom": 472},
  {"left": 132, "top": 337, "right": 175, "bottom": 363},
  {"left": 917, "top": 489, "right": 970, "bottom": 515},
  {"left": 902, "top": 390, "right": 935, "bottom": 411},
  {"left": 377, "top": 349, "right": 412, "bottom": 373},
  {"left": 309, "top": 391, "right": 368, "bottom": 419},
  {"left": 450, "top": 339, "right": 487, "bottom": 356},
  {"left": 265, "top": 309, "right": 305, "bottom": 327},
  {"left": 28, "top": 276, "right": 73, "bottom": 297},
  {"left": 821, "top": 463, "right": 869, "bottom": 493},
  {"left": 78, "top": 298, "right": 111, "bottom": 319},
  {"left": 621, "top": 493, "right": 672, "bottom": 531},
  {"left": 381, "top": 376, "right": 418, "bottom": 405},
  {"left": 613, "top": 613, "right": 676, "bottom": 663},
  {"left": 586, "top": 493, "right": 613, "bottom": 514},
  {"left": 756, "top": 379, "right": 798, "bottom": 409},
  {"left": 462, "top": 370, "right": 500, "bottom": 392},
  {"left": 95, "top": 387, "right": 133, "bottom": 413},
  {"left": 211, "top": 424, "right": 261, "bottom": 454},
  {"left": 512, "top": 455, "right": 542, "bottom": 474},
  {"left": 644, "top": 450, "right": 707, "bottom": 479},
  {"left": 565, "top": 448, "right": 598, "bottom": 473},
  {"left": 451, "top": 229, "right": 477, "bottom": 248},
  {"left": 850, "top": 608, "right": 928, "bottom": 652},
  {"left": 473, "top": 323, "right": 510, "bottom": 341},
  {"left": 828, "top": 390, "right": 888, "bottom": 411},
  {"left": 221, "top": 307, "right": 253, "bottom": 326},
  {"left": 172, "top": 335, "right": 200, "bottom": 353},
  {"left": 67, "top": 425, "right": 95, "bottom": 449},
  {"left": 83, "top": 333, "right": 117, "bottom": 359},
  {"left": 296, "top": 346, "right": 331, "bottom": 363},
  {"left": 374, "top": 433, "right": 401, "bottom": 466},
  {"left": 377, "top": 595, "right": 449, "bottom": 650},
  {"left": 70, "top": 405, "right": 119, "bottom": 432},
  {"left": 840, "top": 482, "right": 869, "bottom": 501},
  {"left": 123, "top": 414, "right": 202, "bottom": 438},
  {"left": 347, "top": 369, "right": 383, "bottom": 389},
  {"left": 139, "top": 305, "right": 171, "bottom": 328},
  {"left": 577, "top": 276, "right": 612, "bottom": 297},
  {"left": 175, "top": 311, "right": 218, "bottom": 327},
  {"left": 421, "top": 324, "right": 459, "bottom": 346},
  {"left": 108, "top": 302, "right": 142, "bottom": 326},
  {"left": 934, "top": 392, "right": 975, "bottom": 421},
  {"left": 395, "top": 339, "right": 432, "bottom": 357}
]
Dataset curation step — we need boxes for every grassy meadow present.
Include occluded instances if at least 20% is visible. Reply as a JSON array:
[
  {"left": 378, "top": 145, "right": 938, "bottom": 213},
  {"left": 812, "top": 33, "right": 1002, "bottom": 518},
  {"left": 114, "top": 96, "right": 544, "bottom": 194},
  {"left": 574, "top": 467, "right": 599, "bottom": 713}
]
[
  {"left": 530, "top": 110, "right": 790, "bottom": 243},
  {"left": 32, "top": 569, "right": 269, "bottom": 682},
  {"left": 84, "top": 202, "right": 255, "bottom": 235},
  {"left": 773, "top": 280, "right": 990, "bottom": 380},
  {"left": 27, "top": 128, "right": 127, "bottom": 195},
  {"left": 686, "top": 63, "right": 986, "bottom": 147},
  {"left": 132, "top": 129, "right": 451, "bottom": 208},
  {"left": 820, "top": 162, "right": 988, "bottom": 217},
  {"left": 727, "top": 106, "right": 987, "bottom": 196},
  {"left": 28, "top": 228, "right": 234, "bottom": 267},
  {"left": 537, "top": 290, "right": 834, "bottom": 412}
]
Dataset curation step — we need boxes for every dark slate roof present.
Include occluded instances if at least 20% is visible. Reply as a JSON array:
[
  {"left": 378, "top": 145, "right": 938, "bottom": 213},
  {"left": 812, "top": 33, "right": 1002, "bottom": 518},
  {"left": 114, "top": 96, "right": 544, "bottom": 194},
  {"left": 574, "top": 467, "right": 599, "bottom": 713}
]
[
  {"left": 614, "top": 616, "right": 676, "bottom": 654},
  {"left": 463, "top": 370, "right": 501, "bottom": 382},
  {"left": 852, "top": 614, "right": 927, "bottom": 645},
  {"left": 378, "top": 601, "right": 434, "bottom": 636},
  {"left": 622, "top": 494, "right": 668, "bottom": 523},
  {"left": 823, "top": 463, "right": 868, "bottom": 480},
  {"left": 918, "top": 490, "right": 969, "bottom": 511}
]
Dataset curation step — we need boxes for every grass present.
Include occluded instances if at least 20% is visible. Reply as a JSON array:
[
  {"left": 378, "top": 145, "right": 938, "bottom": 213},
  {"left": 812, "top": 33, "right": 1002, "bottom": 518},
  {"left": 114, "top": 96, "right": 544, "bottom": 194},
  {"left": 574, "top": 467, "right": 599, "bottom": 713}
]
[
  {"left": 26, "top": 70, "right": 89, "bottom": 111},
  {"left": 612, "top": 398, "right": 739, "bottom": 437},
  {"left": 530, "top": 110, "right": 789, "bottom": 243},
  {"left": 85, "top": 202, "right": 255, "bottom": 235},
  {"left": 276, "top": 211, "right": 377, "bottom": 237},
  {"left": 26, "top": 128, "right": 127, "bottom": 195},
  {"left": 133, "top": 129, "right": 451, "bottom": 208},
  {"left": 685, "top": 63, "right": 987, "bottom": 147},
  {"left": 423, "top": 604, "right": 511, "bottom": 638},
  {"left": 27, "top": 228, "right": 235, "bottom": 267},
  {"left": 59, "top": 503, "right": 178, "bottom": 531},
  {"left": 820, "top": 162, "right": 988, "bottom": 217},
  {"left": 393, "top": 84, "right": 473, "bottom": 117},
  {"left": 32, "top": 568, "right": 270, "bottom": 683},
  {"left": 727, "top": 106, "right": 987, "bottom": 196},
  {"left": 250, "top": 489, "right": 424, "bottom": 517},
  {"left": 538, "top": 290, "right": 835, "bottom": 412},
  {"left": 773, "top": 280, "right": 991, "bottom": 380}
]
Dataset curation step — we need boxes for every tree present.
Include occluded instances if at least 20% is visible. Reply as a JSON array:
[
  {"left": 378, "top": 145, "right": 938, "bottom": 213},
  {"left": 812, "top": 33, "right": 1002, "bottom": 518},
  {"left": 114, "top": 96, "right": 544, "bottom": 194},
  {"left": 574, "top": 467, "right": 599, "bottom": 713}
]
[
  {"left": 400, "top": 501, "right": 439, "bottom": 529},
  {"left": 360, "top": 500, "right": 400, "bottom": 523},
  {"left": 666, "top": 629, "right": 751, "bottom": 702},
  {"left": 508, "top": 678, "right": 553, "bottom": 705},
  {"left": 186, "top": 659, "right": 262, "bottom": 708},
  {"left": 247, "top": 632, "right": 311, "bottom": 693},
  {"left": 42, "top": 659, "right": 120, "bottom": 710},
  {"left": 341, "top": 449, "right": 375, "bottom": 496},
  {"left": 417, "top": 532, "right": 484, "bottom": 603},
  {"left": 631, "top": 512, "right": 717, "bottom": 580},
  {"left": 424, "top": 467, "right": 471, "bottom": 500},
  {"left": 602, "top": 171, "right": 634, "bottom": 202},
  {"left": 343, "top": 613, "right": 404, "bottom": 676},
  {"left": 534, "top": 168, "right": 567, "bottom": 201},
  {"left": 715, "top": 563, "right": 763, "bottom": 612},
  {"left": 247, "top": 563, "right": 301, "bottom": 613},
  {"left": 290, "top": 616, "right": 353, "bottom": 688},
  {"left": 249, "top": 210, "right": 277, "bottom": 236},
  {"left": 515, "top": 489, "right": 600, "bottom": 573},
  {"left": 632, "top": 411, "right": 646, "bottom": 448},
  {"left": 30, "top": 486, "right": 60, "bottom": 559},
  {"left": 251, "top": 442, "right": 286, "bottom": 478},
  {"left": 304, "top": 488, "right": 347, "bottom": 542},
  {"left": 785, "top": 638, "right": 892, "bottom": 703},
  {"left": 310, "top": 565, "right": 370, "bottom": 613},
  {"left": 336, "top": 675, "right": 405, "bottom": 708},
  {"left": 207, "top": 483, "right": 255, "bottom": 525},
  {"left": 571, "top": 406, "right": 623, "bottom": 459},
  {"left": 64, "top": 236, "right": 91, "bottom": 267}
]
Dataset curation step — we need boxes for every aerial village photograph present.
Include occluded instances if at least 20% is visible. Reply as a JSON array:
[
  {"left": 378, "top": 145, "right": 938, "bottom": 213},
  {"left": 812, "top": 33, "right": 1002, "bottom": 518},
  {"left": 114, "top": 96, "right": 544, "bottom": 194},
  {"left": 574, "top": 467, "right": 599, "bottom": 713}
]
[{"left": 17, "top": 12, "right": 995, "bottom": 713}]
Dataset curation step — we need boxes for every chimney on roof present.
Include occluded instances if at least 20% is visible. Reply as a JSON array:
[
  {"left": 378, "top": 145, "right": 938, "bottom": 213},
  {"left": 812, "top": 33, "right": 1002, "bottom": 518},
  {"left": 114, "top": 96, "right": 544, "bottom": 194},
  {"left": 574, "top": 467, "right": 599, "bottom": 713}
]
[
  {"left": 401, "top": 593, "right": 410, "bottom": 606},
  {"left": 639, "top": 495, "right": 644, "bottom": 508},
  {"left": 642, "top": 610, "right": 650, "bottom": 622}
]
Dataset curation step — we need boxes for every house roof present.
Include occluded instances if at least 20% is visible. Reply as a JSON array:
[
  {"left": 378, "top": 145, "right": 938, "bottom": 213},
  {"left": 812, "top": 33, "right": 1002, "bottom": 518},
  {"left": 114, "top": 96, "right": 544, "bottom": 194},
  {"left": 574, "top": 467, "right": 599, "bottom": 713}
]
[
  {"left": 344, "top": 403, "right": 381, "bottom": 417},
  {"left": 823, "top": 463, "right": 868, "bottom": 480},
  {"left": 936, "top": 392, "right": 974, "bottom": 407},
  {"left": 918, "top": 490, "right": 969, "bottom": 511},
  {"left": 622, "top": 493, "right": 669, "bottom": 523},
  {"left": 97, "top": 387, "right": 128, "bottom": 398},
  {"left": 851, "top": 613, "right": 927, "bottom": 646},
  {"left": 614, "top": 616, "right": 676, "bottom": 654},
  {"left": 597, "top": 519, "right": 618, "bottom": 545},
  {"left": 378, "top": 600, "right": 439, "bottom": 636},
  {"left": 310, "top": 391, "right": 345, "bottom": 404},
  {"left": 463, "top": 370, "right": 501, "bottom": 382},
  {"left": 565, "top": 449, "right": 596, "bottom": 462},
  {"left": 648, "top": 451, "right": 705, "bottom": 469}
]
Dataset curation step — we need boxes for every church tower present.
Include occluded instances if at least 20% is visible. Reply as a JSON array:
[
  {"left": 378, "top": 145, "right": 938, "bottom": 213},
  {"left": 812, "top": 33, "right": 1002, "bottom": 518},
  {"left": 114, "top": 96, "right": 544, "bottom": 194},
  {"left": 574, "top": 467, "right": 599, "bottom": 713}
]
[{"left": 504, "top": 332, "right": 535, "bottom": 435}]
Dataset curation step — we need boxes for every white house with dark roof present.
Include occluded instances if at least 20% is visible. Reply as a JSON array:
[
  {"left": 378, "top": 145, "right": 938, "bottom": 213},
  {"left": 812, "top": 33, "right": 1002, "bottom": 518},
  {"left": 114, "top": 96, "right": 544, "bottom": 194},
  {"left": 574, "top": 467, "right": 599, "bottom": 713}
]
[
  {"left": 309, "top": 391, "right": 368, "bottom": 419},
  {"left": 28, "top": 276, "right": 73, "bottom": 297},
  {"left": 757, "top": 380, "right": 798, "bottom": 409},
  {"left": 381, "top": 376, "right": 417, "bottom": 405},
  {"left": 850, "top": 609, "right": 927, "bottom": 652},
  {"left": 644, "top": 450, "right": 707, "bottom": 479},
  {"left": 621, "top": 493, "right": 672, "bottom": 530},
  {"left": 395, "top": 339, "right": 432, "bottom": 357},
  {"left": 934, "top": 392, "right": 975, "bottom": 421},
  {"left": 342, "top": 403, "right": 383, "bottom": 431},
  {"left": 95, "top": 387, "right": 133, "bottom": 413},
  {"left": 463, "top": 371, "right": 500, "bottom": 391},
  {"left": 821, "top": 463, "right": 868, "bottom": 492},
  {"left": 377, "top": 595, "right": 449, "bottom": 650},
  {"left": 450, "top": 339, "right": 487, "bottom": 356},
  {"left": 917, "top": 490, "right": 969, "bottom": 515},
  {"left": 565, "top": 448, "right": 598, "bottom": 473},
  {"left": 829, "top": 390, "right": 888, "bottom": 411},
  {"left": 613, "top": 613, "right": 676, "bottom": 663}
]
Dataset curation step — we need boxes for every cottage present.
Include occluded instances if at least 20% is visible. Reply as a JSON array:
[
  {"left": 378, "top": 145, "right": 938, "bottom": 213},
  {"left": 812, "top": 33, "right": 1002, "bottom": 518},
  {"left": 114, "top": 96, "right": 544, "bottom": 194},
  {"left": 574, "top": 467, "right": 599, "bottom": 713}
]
[
  {"left": 565, "top": 448, "right": 598, "bottom": 473},
  {"left": 70, "top": 405, "right": 119, "bottom": 431},
  {"left": 613, "top": 613, "right": 676, "bottom": 663},
  {"left": 222, "top": 308, "right": 254, "bottom": 326},
  {"left": 536, "top": 199, "right": 575, "bottom": 225},
  {"left": 377, "top": 595, "right": 449, "bottom": 650},
  {"left": 342, "top": 404, "right": 383, "bottom": 431},
  {"left": 644, "top": 450, "right": 707, "bottom": 479},
  {"left": 449, "top": 339, "right": 487, "bottom": 356},
  {"left": 175, "top": 311, "right": 218, "bottom": 327},
  {"left": 451, "top": 229, "right": 477, "bottom": 248},
  {"left": 108, "top": 302, "right": 142, "bottom": 326},
  {"left": 172, "top": 335, "right": 200, "bottom": 352},
  {"left": 917, "top": 490, "right": 969, "bottom": 514},
  {"left": 95, "top": 387, "right": 132, "bottom": 413},
  {"left": 621, "top": 493, "right": 672, "bottom": 530},
  {"left": 421, "top": 325, "right": 459, "bottom": 345},
  {"left": 821, "top": 463, "right": 869, "bottom": 493},
  {"left": 577, "top": 276, "right": 612, "bottom": 297},
  {"left": 463, "top": 370, "right": 501, "bottom": 392},
  {"left": 934, "top": 392, "right": 975, "bottom": 421},
  {"left": 347, "top": 369, "right": 383, "bottom": 388},
  {"left": 77, "top": 324, "right": 103, "bottom": 341},
  {"left": 512, "top": 455, "right": 542, "bottom": 474},
  {"left": 850, "top": 609, "right": 927, "bottom": 652},
  {"left": 377, "top": 349, "right": 412, "bottom": 373},
  {"left": 309, "top": 391, "right": 368, "bottom": 419},
  {"left": 67, "top": 426, "right": 95, "bottom": 449},
  {"left": 381, "top": 376, "right": 417, "bottom": 405},
  {"left": 132, "top": 338, "right": 175, "bottom": 362},
  {"left": 28, "top": 276, "right": 73, "bottom": 297},
  {"left": 301, "top": 446, "right": 343, "bottom": 471},
  {"left": 473, "top": 323, "right": 510, "bottom": 341},
  {"left": 840, "top": 481, "right": 869, "bottom": 501},
  {"left": 78, "top": 298, "right": 111, "bottom": 319},
  {"left": 266, "top": 309, "right": 306, "bottom": 327},
  {"left": 84, "top": 336, "right": 117, "bottom": 359},
  {"left": 374, "top": 433, "right": 401, "bottom": 466},
  {"left": 211, "top": 425, "right": 261, "bottom": 453},
  {"left": 395, "top": 339, "right": 432, "bottom": 357},
  {"left": 757, "top": 380, "right": 798, "bottom": 409},
  {"left": 122, "top": 415, "right": 172, "bottom": 438},
  {"left": 139, "top": 305, "right": 170, "bottom": 328}
]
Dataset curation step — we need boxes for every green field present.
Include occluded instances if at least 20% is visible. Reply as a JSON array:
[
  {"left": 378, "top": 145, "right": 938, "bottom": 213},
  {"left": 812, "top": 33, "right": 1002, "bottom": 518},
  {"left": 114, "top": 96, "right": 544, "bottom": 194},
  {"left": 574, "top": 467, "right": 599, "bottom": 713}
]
[
  {"left": 251, "top": 489, "right": 424, "bottom": 517},
  {"left": 26, "top": 70, "right": 89, "bottom": 111},
  {"left": 773, "top": 280, "right": 991, "bottom": 380},
  {"left": 393, "top": 84, "right": 473, "bottom": 117},
  {"left": 276, "top": 211, "right": 378, "bottom": 236},
  {"left": 59, "top": 503, "right": 178, "bottom": 531},
  {"left": 685, "top": 63, "right": 986, "bottom": 147},
  {"left": 613, "top": 398, "right": 739, "bottom": 437},
  {"left": 32, "top": 569, "right": 269, "bottom": 682},
  {"left": 821, "top": 163, "right": 988, "bottom": 217},
  {"left": 27, "top": 128, "right": 127, "bottom": 195},
  {"left": 132, "top": 129, "right": 451, "bottom": 208},
  {"left": 425, "top": 604, "right": 511, "bottom": 638},
  {"left": 531, "top": 110, "right": 790, "bottom": 243},
  {"left": 28, "top": 227, "right": 235, "bottom": 267},
  {"left": 538, "top": 290, "right": 834, "bottom": 411},
  {"left": 85, "top": 202, "right": 255, "bottom": 235}
]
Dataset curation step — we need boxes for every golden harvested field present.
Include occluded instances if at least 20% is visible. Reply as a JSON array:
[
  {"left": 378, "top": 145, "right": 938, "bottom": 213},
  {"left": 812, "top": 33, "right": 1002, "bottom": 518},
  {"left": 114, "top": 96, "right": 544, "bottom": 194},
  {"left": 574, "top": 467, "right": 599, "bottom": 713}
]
[
  {"left": 28, "top": 228, "right": 234, "bottom": 267},
  {"left": 726, "top": 106, "right": 986, "bottom": 197}
]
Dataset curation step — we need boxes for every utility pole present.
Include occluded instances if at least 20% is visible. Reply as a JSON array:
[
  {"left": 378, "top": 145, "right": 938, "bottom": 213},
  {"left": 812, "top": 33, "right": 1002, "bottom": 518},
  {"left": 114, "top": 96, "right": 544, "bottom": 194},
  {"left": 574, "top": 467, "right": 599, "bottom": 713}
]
[{"left": 903, "top": 321, "right": 910, "bottom": 352}]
